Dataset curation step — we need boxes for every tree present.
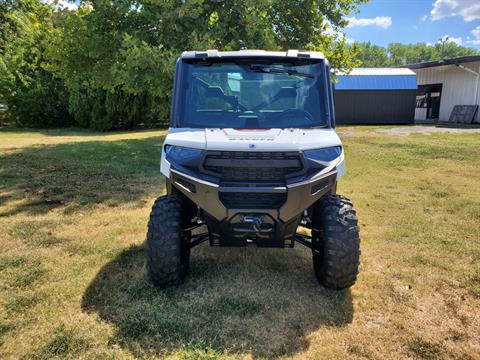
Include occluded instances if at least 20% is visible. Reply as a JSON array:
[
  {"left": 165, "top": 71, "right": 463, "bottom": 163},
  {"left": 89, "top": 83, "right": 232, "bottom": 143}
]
[
  {"left": 356, "top": 41, "right": 479, "bottom": 67},
  {"left": 434, "top": 41, "right": 478, "bottom": 60},
  {"left": 0, "top": 0, "right": 72, "bottom": 127},
  {"left": 356, "top": 42, "right": 388, "bottom": 67}
]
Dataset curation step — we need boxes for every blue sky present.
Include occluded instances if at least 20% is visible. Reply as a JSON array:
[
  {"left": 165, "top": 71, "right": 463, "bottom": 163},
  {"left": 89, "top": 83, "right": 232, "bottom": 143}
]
[{"left": 344, "top": 0, "right": 480, "bottom": 49}]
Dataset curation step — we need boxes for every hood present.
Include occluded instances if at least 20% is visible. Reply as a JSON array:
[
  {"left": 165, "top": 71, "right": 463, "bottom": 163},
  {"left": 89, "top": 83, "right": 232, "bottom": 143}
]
[{"left": 166, "top": 128, "right": 342, "bottom": 152}]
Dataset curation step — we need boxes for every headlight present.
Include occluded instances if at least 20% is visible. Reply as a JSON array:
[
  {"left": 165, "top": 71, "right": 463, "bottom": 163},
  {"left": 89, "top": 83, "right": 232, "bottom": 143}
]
[
  {"left": 165, "top": 145, "right": 203, "bottom": 164},
  {"left": 304, "top": 146, "right": 342, "bottom": 162}
]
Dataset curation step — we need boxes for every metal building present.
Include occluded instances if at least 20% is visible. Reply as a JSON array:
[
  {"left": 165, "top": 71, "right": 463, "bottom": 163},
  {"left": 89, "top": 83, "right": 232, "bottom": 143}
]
[
  {"left": 408, "top": 56, "right": 480, "bottom": 124},
  {"left": 334, "top": 68, "right": 417, "bottom": 125}
]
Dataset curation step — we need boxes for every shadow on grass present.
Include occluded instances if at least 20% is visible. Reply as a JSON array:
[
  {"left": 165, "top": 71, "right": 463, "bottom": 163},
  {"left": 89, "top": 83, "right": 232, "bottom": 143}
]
[
  {"left": 0, "top": 137, "right": 165, "bottom": 216},
  {"left": 82, "top": 245, "right": 354, "bottom": 358}
]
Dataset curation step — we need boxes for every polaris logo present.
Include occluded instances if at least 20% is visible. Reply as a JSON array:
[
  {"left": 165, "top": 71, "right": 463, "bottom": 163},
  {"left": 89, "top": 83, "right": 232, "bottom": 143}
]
[{"left": 249, "top": 144, "right": 256, "bottom": 149}]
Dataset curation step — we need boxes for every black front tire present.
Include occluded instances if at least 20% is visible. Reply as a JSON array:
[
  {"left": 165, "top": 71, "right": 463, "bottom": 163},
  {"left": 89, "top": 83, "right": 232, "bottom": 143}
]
[
  {"left": 312, "top": 195, "right": 360, "bottom": 290},
  {"left": 146, "top": 194, "right": 191, "bottom": 287}
]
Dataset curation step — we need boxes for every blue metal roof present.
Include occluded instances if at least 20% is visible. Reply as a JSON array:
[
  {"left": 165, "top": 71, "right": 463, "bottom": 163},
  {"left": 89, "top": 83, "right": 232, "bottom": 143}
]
[{"left": 336, "top": 75, "right": 417, "bottom": 90}]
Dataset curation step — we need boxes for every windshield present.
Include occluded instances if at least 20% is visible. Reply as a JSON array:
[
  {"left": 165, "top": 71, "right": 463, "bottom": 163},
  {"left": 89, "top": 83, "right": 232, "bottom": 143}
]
[{"left": 176, "top": 61, "right": 328, "bottom": 129}]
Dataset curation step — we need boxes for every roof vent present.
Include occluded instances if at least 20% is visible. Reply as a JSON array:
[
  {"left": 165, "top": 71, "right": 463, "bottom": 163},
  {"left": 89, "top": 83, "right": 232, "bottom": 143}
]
[
  {"left": 193, "top": 50, "right": 220, "bottom": 59},
  {"left": 298, "top": 51, "right": 311, "bottom": 58},
  {"left": 287, "top": 50, "right": 311, "bottom": 58}
]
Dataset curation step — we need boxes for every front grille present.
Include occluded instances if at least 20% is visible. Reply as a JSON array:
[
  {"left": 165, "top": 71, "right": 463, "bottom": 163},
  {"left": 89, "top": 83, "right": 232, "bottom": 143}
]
[
  {"left": 217, "top": 167, "right": 287, "bottom": 182},
  {"left": 204, "top": 151, "right": 303, "bottom": 182},
  {"left": 220, "top": 192, "right": 287, "bottom": 209}
]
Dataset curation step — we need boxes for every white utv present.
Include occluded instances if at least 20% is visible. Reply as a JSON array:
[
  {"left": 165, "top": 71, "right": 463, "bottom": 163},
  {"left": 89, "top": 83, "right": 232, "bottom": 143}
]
[{"left": 146, "top": 50, "right": 360, "bottom": 290}]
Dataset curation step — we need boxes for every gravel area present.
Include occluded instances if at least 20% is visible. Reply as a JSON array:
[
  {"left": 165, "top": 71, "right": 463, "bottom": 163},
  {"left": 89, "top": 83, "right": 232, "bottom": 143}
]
[
  {"left": 338, "top": 126, "right": 480, "bottom": 137},
  {"left": 376, "top": 126, "right": 480, "bottom": 136}
]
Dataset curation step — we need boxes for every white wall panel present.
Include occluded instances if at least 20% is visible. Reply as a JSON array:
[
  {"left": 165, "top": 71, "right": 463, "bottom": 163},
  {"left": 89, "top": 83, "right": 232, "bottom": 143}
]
[{"left": 413, "top": 61, "right": 480, "bottom": 122}]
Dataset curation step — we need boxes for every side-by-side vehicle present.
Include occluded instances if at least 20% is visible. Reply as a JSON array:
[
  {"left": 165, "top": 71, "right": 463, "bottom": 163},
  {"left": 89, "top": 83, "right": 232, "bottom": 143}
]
[{"left": 146, "top": 50, "right": 360, "bottom": 290}]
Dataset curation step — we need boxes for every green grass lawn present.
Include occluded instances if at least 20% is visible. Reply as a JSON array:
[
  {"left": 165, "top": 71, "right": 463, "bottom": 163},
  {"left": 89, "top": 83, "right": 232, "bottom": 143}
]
[{"left": 0, "top": 126, "right": 479, "bottom": 359}]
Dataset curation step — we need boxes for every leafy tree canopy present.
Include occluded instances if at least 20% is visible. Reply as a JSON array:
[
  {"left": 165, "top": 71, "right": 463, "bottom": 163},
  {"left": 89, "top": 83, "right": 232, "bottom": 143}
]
[{"left": 0, "top": 0, "right": 72, "bottom": 126}]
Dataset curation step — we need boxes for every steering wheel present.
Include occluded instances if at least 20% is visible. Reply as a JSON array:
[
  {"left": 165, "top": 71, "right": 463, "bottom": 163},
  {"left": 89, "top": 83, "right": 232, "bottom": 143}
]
[{"left": 276, "top": 108, "right": 314, "bottom": 123}]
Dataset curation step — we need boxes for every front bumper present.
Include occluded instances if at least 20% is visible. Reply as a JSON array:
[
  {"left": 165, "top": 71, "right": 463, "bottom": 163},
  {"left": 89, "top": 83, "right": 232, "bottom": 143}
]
[
  {"left": 170, "top": 168, "right": 337, "bottom": 247},
  {"left": 170, "top": 168, "right": 336, "bottom": 222}
]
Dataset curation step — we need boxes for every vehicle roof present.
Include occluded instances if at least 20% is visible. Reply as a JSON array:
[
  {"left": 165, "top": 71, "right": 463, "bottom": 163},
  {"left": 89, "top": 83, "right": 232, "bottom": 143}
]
[
  {"left": 343, "top": 68, "right": 416, "bottom": 76},
  {"left": 335, "top": 67, "right": 417, "bottom": 90},
  {"left": 180, "top": 49, "right": 326, "bottom": 60},
  {"left": 405, "top": 55, "right": 480, "bottom": 69}
]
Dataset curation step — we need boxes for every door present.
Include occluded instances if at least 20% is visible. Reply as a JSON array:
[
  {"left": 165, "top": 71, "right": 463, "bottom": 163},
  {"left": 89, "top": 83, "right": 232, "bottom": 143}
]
[{"left": 417, "top": 84, "right": 443, "bottom": 120}]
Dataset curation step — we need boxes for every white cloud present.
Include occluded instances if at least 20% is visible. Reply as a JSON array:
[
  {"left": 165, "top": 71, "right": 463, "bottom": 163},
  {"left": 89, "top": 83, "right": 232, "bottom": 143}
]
[
  {"left": 420, "top": 14, "right": 428, "bottom": 22},
  {"left": 466, "top": 26, "right": 480, "bottom": 45},
  {"left": 439, "top": 35, "right": 463, "bottom": 45},
  {"left": 472, "top": 26, "right": 480, "bottom": 39},
  {"left": 347, "top": 16, "right": 392, "bottom": 29},
  {"left": 448, "top": 36, "right": 463, "bottom": 45},
  {"left": 431, "top": 0, "right": 480, "bottom": 22}
]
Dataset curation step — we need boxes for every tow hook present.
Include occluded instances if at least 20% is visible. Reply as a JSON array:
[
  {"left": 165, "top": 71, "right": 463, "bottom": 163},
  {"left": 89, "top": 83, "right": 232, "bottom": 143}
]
[{"left": 242, "top": 215, "right": 264, "bottom": 232}]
